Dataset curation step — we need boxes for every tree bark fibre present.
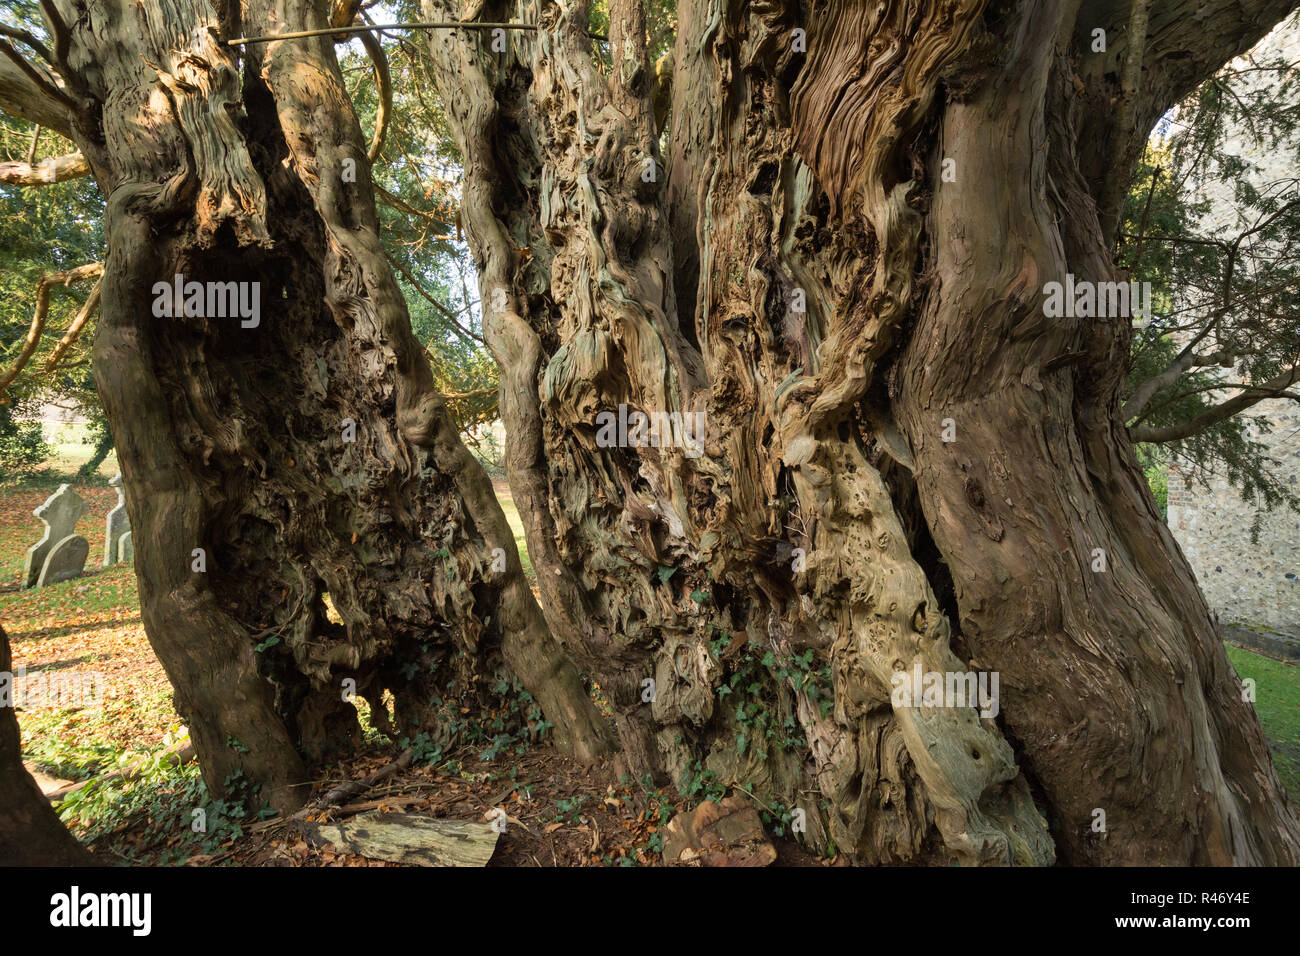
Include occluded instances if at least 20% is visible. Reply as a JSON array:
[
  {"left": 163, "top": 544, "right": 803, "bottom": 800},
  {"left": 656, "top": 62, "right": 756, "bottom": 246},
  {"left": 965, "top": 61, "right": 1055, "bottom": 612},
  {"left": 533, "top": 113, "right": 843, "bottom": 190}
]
[
  {"left": 422, "top": 0, "right": 1300, "bottom": 864},
  {"left": 50, "top": 0, "right": 608, "bottom": 813}
]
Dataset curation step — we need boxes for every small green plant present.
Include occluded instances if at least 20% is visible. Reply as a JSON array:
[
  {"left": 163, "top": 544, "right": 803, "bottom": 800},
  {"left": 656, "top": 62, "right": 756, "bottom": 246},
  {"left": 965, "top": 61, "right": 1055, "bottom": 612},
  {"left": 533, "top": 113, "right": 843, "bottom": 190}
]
[
  {"left": 759, "top": 798, "right": 796, "bottom": 837},
  {"left": 400, "top": 731, "right": 445, "bottom": 767},
  {"left": 679, "top": 760, "right": 726, "bottom": 804},
  {"left": 552, "top": 795, "right": 588, "bottom": 823}
]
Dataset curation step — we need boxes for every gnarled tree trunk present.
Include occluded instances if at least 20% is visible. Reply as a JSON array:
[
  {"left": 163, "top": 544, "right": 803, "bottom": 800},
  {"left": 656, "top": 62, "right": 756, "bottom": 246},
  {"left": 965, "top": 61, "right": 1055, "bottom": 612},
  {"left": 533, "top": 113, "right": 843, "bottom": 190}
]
[
  {"left": 34, "top": 0, "right": 609, "bottom": 814},
  {"left": 422, "top": 0, "right": 1300, "bottom": 864}
]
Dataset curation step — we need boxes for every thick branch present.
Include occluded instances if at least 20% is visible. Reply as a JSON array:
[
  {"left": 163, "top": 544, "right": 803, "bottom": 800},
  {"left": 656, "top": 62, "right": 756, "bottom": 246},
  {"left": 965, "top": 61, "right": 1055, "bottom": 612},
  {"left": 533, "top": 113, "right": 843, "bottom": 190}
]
[
  {"left": 0, "top": 39, "right": 77, "bottom": 113},
  {"left": 1123, "top": 347, "right": 1231, "bottom": 422},
  {"left": 0, "top": 149, "right": 87, "bottom": 186},
  {"left": 0, "top": 263, "right": 103, "bottom": 392},
  {"left": 330, "top": 0, "right": 364, "bottom": 28},
  {"left": 0, "top": 25, "right": 58, "bottom": 70},
  {"left": 37, "top": 1, "right": 72, "bottom": 74},
  {"left": 356, "top": 30, "right": 391, "bottom": 162},
  {"left": 1097, "top": 0, "right": 1151, "bottom": 245},
  {"left": 44, "top": 278, "right": 101, "bottom": 370},
  {"left": 0, "top": 37, "right": 74, "bottom": 133},
  {"left": 1129, "top": 363, "right": 1300, "bottom": 442},
  {"left": 1076, "top": 0, "right": 1298, "bottom": 216}
]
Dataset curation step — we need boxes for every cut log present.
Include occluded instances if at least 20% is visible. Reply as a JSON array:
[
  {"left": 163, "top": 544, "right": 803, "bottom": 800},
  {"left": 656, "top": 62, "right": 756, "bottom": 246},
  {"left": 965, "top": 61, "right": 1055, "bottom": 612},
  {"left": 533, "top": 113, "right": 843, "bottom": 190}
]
[{"left": 300, "top": 812, "right": 499, "bottom": 866}]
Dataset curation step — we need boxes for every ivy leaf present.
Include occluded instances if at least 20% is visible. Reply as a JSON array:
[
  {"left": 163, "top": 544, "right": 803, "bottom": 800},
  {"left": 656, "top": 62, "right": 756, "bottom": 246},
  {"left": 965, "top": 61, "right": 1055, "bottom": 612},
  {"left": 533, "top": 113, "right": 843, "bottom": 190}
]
[{"left": 657, "top": 565, "right": 675, "bottom": 584}]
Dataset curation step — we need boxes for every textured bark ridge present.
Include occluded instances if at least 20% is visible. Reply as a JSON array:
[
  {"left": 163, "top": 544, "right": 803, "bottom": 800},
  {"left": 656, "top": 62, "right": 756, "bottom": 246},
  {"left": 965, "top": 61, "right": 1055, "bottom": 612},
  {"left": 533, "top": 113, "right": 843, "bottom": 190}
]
[
  {"left": 896, "top": 3, "right": 1300, "bottom": 865},
  {"left": 423, "top": 0, "right": 1300, "bottom": 864},
  {"left": 52, "top": 0, "right": 608, "bottom": 814}
]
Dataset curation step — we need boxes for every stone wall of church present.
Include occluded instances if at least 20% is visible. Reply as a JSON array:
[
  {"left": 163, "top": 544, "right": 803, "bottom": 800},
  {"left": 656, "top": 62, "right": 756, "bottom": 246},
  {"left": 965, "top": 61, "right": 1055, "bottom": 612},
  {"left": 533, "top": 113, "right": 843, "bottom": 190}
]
[{"left": 1168, "top": 399, "right": 1300, "bottom": 635}]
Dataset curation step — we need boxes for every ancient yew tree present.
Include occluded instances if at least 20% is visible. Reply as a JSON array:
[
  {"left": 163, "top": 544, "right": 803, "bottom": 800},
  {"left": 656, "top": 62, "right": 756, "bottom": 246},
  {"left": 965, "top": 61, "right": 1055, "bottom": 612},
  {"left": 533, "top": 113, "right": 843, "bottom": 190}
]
[
  {"left": 1, "top": 0, "right": 1297, "bottom": 865},
  {"left": 1, "top": 0, "right": 610, "bottom": 822},
  {"left": 420, "top": 0, "right": 1300, "bottom": 865}
]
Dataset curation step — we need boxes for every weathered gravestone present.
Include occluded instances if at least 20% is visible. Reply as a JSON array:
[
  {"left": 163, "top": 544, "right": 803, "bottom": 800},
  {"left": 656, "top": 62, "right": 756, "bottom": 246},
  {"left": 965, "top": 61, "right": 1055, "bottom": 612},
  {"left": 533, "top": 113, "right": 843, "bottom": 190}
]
[
  {"left": 117, "top": 531, "right": 133, "bottom": 564},
  {"left": 103, "top": 474, "right": 130, "bottom": 567},
  {"left": 22, "top": 485, "right": 89, "bottom": 589},
  {"left": 36, "top": 534, "right": 90, "bottom": 587}
]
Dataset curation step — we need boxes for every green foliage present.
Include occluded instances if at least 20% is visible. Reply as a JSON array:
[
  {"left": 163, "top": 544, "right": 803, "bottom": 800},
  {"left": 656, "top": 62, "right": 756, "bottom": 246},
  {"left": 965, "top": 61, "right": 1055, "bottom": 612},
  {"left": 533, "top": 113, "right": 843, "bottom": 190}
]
[
  {"left": 20, "top": 711, "right": 121, "bottom": 782},
  {"left": 678, "top": 759, "right": 726, "bottom": 803},
  {"left": 0, "top": 407, "right": 49, "bottom": 473},
  {"left": 24, "top": 711, "right": 261, "bottom": 862},
  {"left": 639, "top": 773, "right": 676, "bottom": 826},
  {"left": 1224, "top": 645, "right": 1300, "bottom": 799},
  {"left": 393, "top": 675, "right": 553, "bottom": 772},
  {"left": 58, "top": 756, "right": 259, "bottom": 863},
  {"left": 1120, "top": 20, "right": 1300, "bottom": 515},
  {"left": 0, "top": 100, "right": 106, "bottom": 449},
  {"left": 758, "top": 796, "right": 796, "bottom": 838},
  {"left": 402, "top": 730, "right": 445, "bottom": 767},
  {"left": 711, "top": 628, "right": 834, "bottom": 741},
  {"left": 551, "top": 795, "right": 588, "bottom": 823},
  {"left": 1137, "top": 442, "right": 1168, "bottom": 519},
  {"left": 0, "top": 3, "right": 107, "bottom": 475},
  {"left": 673, "top": 625, "right": 832, "bottom": 826}
]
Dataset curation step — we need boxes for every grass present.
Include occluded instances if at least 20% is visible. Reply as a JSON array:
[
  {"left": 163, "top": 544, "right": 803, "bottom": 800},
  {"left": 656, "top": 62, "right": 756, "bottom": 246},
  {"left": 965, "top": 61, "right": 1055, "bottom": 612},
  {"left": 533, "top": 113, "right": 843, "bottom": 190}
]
[
  {"left": 1226, "top": 644, "right": 1300, "bottom": 800},
  {"left": 0, "top": 467, "right": 536, "bottom": 773},
  {"left": 1, "top": 474, "right": 174, "bottom": 785},
  {"left": 31, "top": 421, "right": 118, "bottom": 479}
]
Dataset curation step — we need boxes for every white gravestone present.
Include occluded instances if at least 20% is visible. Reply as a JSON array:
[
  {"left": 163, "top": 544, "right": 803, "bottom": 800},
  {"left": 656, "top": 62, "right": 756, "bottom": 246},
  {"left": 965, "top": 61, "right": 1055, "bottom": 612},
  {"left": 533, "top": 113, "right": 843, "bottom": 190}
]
[
  {"left": 37, "top": 534, "right": 90, "bottom": 587},
  {"left": 103, "top": 474, "right": 130, "bottom": 568},
  {"left": 22, "top": 485, "right": 89, "bottom": 589}
]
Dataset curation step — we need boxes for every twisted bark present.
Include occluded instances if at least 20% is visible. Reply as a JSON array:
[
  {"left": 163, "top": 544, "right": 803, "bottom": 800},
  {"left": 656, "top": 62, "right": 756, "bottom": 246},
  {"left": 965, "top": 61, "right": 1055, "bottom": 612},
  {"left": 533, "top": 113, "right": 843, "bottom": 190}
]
[
  {"left": 35, "top": 0, "right": 608, "bottom": 814},
  {"left": 420, "top": 0, "right": 1299, "bottom": 864}
]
